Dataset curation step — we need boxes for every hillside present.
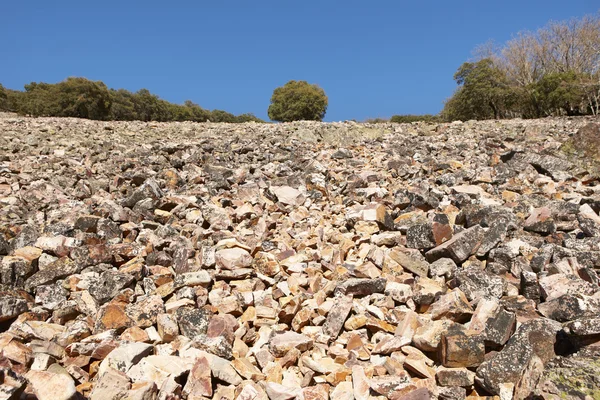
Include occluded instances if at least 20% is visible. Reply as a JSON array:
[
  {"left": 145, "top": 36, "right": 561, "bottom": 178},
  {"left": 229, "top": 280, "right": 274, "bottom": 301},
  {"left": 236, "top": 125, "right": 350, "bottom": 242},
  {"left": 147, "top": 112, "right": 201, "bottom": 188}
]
[{"left": 1, "top": 114, "right": 600, "bottom": 399}]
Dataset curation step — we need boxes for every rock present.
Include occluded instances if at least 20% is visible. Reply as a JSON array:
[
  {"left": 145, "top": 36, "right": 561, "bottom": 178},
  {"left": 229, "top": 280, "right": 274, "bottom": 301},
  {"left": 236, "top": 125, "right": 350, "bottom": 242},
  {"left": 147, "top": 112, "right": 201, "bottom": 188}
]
[
  {"left": 330, "top": 381, "right": 354, "bottom": 400},
  {"left": 3, "top": 115, "right": 600, "bottom": 400},
  {"left": 436, "top": 367, "right": 475, "bottom": 387},
  {"left": 407, "top": 222, "right": 452, "bottom": 250},
  {"left": 270, "top": 186, "right": 306, "bottom": 206},
  {"left": 127, "top": 355, "right": 193, "bottom": 388},
  {"left": 413, "top": 320, "right": 458, "bottom": 352},
  {"left": 440, "top": 330, "right": 485, "bottom": 368},
  {"left": 387, "top": 248, "right": 430, "bottom": 278},
  {"left": 538, "top": 293, "right": 600, "bottom": 322},
  {"left": 126, "top": 295, "right": 164, "bottom": 328},
  {"left": 126, "top": 381, "right": 157, "bottom": 400},
  {"left": 25, "top": 370, "right": 77, "bottom": 400},
  {"left": 157, "top": 313, "right": 178, "bottom": 342},
  {"left": 322, "top": 295, "right": 353, "bottom": 340},
  {"left": 231, "top": 357, "right": 265, "bottom": 380},
  {"left": 538, "top": 273, "right": 598, "bottom": 301},
  {"left": 269, "top": 331, "right": 313, "bottom": 357},
  {"left": 90, "top": 367, "right": 131, "bottom": 400},
  {"left": 426, "top": 225, "right": 484, "bottom": 263},
  {"left": 412, "top": 277, "right": 444, "bottom": 305},
  {"left": 24, "top": 257, "right": 78, "bottom": 291},
  {"left": 182, "top": 355, "right": 212, "bottom": 398},
  {"left": 385, "top": 281, "right": 413, "bottom": 303},
  {"left": 453, "top": 268, "right": 504, "bottom": 302},
  {"left": 578, "top": 204, "right": 600, "bottom": 237},
  {"left": 172, "top": 271, "right": 211, "bottom": 288},
  {"left": 94, "top": 303, "right": 134, "bottom": 333},
  {"left": 0, "top": 292, "right": 29, "bottom": 322},
  {"left": 469, "top": 300, "right": 516, "bottom": 348},
  {"left": 351, "top": 365, "right": 370, "bottom": 400},
  {"left": 476, "top": 318, "right": 561, "bottom": 395},
  {"left": 0, "top": 364, "right": 26, "bottom": 399},
  {"left": 215, "top": 247, "right": 253, "bottom": 270},
  {"left": 264, "top": 382, "right": 300, "bottom": 400},
  {"left": 429, "top": 289, "right": 473, "bottom": 323},
  {"left": 205, "top": 352, "right": 242, "bottom": 385},
  {"left": 372, "top": 335, "right": 411, "bottom": 355},
  {"left": 351, "top": 203, "right": 394, "bottom": 230},
  {"left": 564, "top": 317, "right": 600, "bottom": 336},
  {"left": 331, "top": 148, "right": 353, "bottom": 159},
  {"left": 176, "top": 307, "right": 211, "bottom": 338},
  {"left": 89, "top": 271, "right": 135, "bottom": 304},
  {"left": 334, "top": 278, "right": 386, "bottom": 297},
  {"left": 524, "top": 207, "right": 556, "bottom": 235},
  {"left": 429, "top": 258, "right": 457, "bottom": 278},
  {"left": 97, "top": 342, "right": 153, "bottom": 376}
]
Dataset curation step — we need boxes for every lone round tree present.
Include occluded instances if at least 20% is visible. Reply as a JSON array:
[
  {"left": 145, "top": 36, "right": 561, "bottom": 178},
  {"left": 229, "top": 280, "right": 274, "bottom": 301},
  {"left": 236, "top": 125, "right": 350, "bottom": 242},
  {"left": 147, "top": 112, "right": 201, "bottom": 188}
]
[{"left": 268, "top": 80, "right": 328, "bottom": 122}]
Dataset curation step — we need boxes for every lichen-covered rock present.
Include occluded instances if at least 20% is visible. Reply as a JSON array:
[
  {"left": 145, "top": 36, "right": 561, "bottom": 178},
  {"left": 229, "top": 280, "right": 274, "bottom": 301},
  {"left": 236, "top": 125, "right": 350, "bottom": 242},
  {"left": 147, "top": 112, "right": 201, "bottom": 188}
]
[{"left": 476, "top": 318, "right": 561, "bottom": 395}]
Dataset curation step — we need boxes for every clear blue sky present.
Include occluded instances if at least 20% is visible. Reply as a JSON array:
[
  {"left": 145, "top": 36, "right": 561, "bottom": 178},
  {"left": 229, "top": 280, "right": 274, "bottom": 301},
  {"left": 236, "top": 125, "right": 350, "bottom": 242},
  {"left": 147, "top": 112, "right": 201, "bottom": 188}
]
[{"left": 1, "top": 1, "right": 598, "bottom": 121}]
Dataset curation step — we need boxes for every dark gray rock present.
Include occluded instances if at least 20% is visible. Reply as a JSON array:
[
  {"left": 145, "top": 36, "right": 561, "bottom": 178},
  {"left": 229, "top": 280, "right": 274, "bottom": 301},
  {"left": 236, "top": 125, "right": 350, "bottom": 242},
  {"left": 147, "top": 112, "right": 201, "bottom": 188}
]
[
  {"left": 426, "top": 225, "right": 484, "bottom": 263},
  {"left": 453, "top": 268, "right": 504, "bottom": 302},
  {"left": 176, "top": 307, "right": 211, "bottom": 338},
  {"left": 476, "top": 318, "right": 561, "bottom": 395},
  {"left": 334, "top": 278, "right": 386, "bottom": 297},
  {"left": 24, "top": 257, "right": 78, "bottom": 292}
]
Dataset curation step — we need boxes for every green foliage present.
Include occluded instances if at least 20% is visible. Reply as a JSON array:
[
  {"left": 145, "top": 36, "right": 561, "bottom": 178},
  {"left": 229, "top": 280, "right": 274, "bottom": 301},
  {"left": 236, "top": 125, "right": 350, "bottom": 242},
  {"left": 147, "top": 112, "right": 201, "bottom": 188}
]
[
  {"left": 2, "top": 77, "right": 258, "bottom": 123},
  {"left": 530, "top": 72, "right": 586, "bottom": 116},
  {"left": 364, "top": 117, "right": 389, "bottom": 123},
  {"left": 268, "top": 80, "right": 328, "bottom": 122},
  {"left": 448, "top": 13, "right": 600, "bottom": 120},
  {"left": 235, "top": 113, "right": 264, "bottom": 123},
  {"left": 17, "top": 78, "right": 112, "bottom": 119},
  {"left": 108, "top": 89, "right": 138, "bottom": 120},
  {"left": 390, "top": 114, "right": 440, "bottom": 123},
  {"left": 443, "top": 59, "right": 515, "bottom": 121},
  {"left": 0, "top": 84, "right": 7, "bottom": 111},
  {"left": 56, "top": 77, "right": 112, "bottom": 119},
  {"left": 208, "top": 109, "right": 237, "bottom": 123},
  {"left": 5, "top": 89, "right": 24, "bottom": 112}
]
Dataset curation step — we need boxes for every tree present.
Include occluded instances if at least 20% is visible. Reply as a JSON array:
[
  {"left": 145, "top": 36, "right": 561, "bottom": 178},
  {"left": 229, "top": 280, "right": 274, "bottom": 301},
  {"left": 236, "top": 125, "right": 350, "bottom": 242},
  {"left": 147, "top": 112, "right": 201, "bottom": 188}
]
[
  {"left": 209, "top": 109, "right": 237, "bottom": 123},
  {"left": 449, "top": 12, "right": 600, "bottom": 120},
  {"left": 4, "top": 78, "right": 260, "bottom": 122},
  {"left": 443, "top": 59, "right": 515, "bottom": 120},
  {"left": 54, "top": 77, "right": 112, "bottom": 120},
  {"left": 182, "top": 100, "right": 210, "bottom": 122},
  {"left": 0, "top": 84, "right": 7, "bottom": 111},
  {"left": 268, "top": 80, "right": 328, "bottom": 122},
  {"left": 531, "top": 71, "right": 585, "bottom": 116},
  {"left": 390, "top": 114, "right": 440, "bottom": 123},
  {"left": 234, "top": 113, "right": 264, "bottom": 123},
  {"left": 15, "top": 78, "right": 111, "bottom": 119},
  {"left": 109, "top": 89, "right": 138, "bottom": 120}
]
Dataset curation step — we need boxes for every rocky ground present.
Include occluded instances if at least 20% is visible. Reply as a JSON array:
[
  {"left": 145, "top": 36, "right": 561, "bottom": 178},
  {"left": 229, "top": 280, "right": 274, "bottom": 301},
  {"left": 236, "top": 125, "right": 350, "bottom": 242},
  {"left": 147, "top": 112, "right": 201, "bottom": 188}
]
[{"left": 1, "top": 114, "right": 600, "bottom": 400}]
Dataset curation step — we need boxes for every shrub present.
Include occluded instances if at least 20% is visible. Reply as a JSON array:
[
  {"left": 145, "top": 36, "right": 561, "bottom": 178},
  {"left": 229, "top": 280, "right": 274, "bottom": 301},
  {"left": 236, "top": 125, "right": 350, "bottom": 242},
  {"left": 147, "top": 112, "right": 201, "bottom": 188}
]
[
  {"left": 390, "top": 114, "right": 440, "bottom": 123},
  {"left": 0, "top": 84, "right": 7, "bottom": 111},
  {"left": 268, "top": 80, "right": 328, "bottom": 122}
]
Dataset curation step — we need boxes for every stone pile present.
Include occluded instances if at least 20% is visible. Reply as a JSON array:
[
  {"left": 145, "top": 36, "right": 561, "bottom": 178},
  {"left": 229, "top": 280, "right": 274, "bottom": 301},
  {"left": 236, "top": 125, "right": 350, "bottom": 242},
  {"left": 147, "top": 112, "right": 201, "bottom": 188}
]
[{"left": 0, "top": 115, "right": 599, "bottom": 400}]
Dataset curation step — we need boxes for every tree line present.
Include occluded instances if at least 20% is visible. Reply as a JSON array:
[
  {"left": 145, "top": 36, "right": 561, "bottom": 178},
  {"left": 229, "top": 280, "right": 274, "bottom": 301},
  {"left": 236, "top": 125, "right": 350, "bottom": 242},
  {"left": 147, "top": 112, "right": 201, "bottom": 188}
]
[
  {"left": 0, "top": 78, "right": 263, "bottom": 123},
  {"left": 1, "top": 13, "right": 597, "bottom": 124},
  {"left": 442, "top": 13, "right": 600, "bottom": 121}
]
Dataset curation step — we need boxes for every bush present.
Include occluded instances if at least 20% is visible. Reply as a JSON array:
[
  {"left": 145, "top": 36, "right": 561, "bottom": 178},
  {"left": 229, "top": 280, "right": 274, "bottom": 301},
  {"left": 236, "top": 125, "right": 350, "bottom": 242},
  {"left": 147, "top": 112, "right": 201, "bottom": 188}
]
[
  {"left": 268, "top": 80, "right": 328, "bottom": 122},
  {"left": 0, "top": 84, "right": 7, "bottom": 111},
  {"left": 364, "top": 117, "right": 389, "bottom": 123},
  {"left": 2, "top": 77, "right": 259, "bottom": 123},
  {"left": 390, "top": 114, "right": 440, "bottom": 123},
  {"left": 235, "top": 113, "right": 265, "bottom": 123},
  {"left": 16, "top": 78, "right": 112, "bottom": 119}
]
